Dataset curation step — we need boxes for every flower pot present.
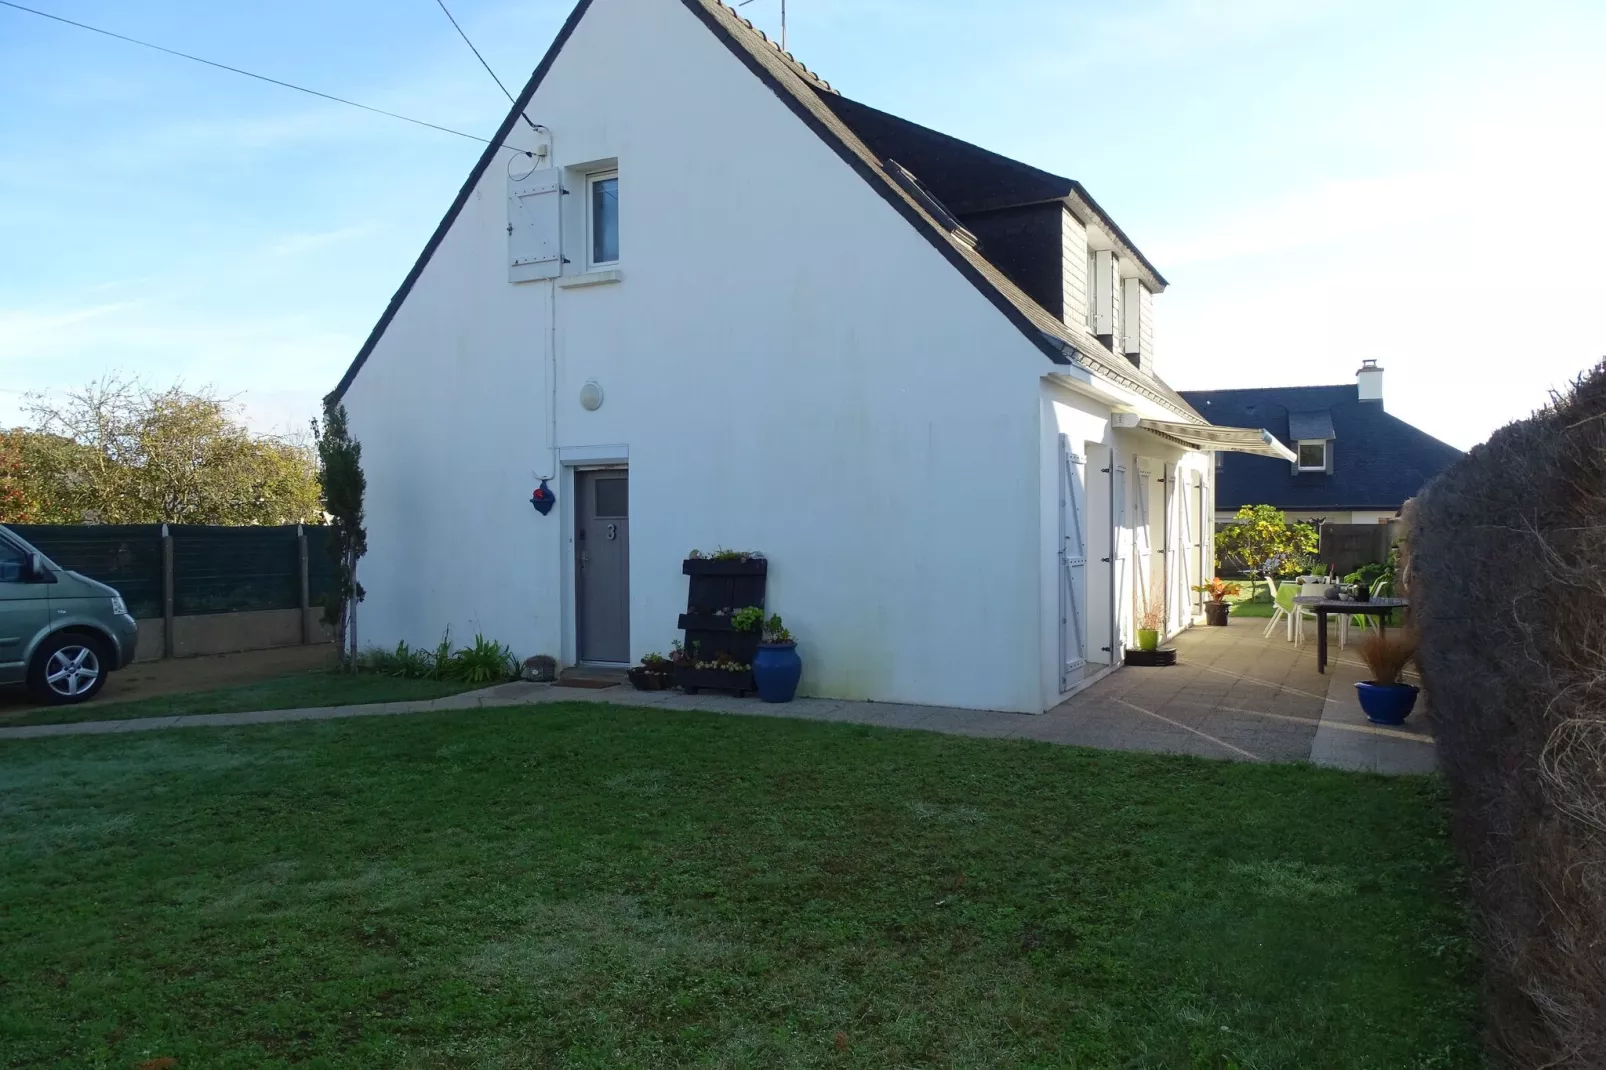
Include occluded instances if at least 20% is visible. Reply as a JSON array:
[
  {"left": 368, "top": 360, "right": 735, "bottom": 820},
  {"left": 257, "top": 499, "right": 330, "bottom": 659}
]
[
  {"left": 1355, "top": 681, "right": 1420, "bottom": 725},
  {"left": 627, "top": 667, "right": 674, "bottom": 691},
  {"left": 1204, "top": 601, "right": 1230, "bottom": 626},
  {"left": 752, "top": 641, "right": 802, "bottom": 703},
  {"left": 1136, "top": 628, "right": 1159, "bottom": 652}
]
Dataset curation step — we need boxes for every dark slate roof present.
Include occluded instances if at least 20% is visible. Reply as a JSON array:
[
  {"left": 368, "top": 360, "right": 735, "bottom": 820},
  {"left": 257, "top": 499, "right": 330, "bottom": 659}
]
[
  {"left": 1179, "top": 384, "right": 1463, "bottom": 512},
  {"left": 1288, "top": 409, "right": 1336, "bottom": 441},
  {"left": 814, "top": 92, "right": 1168, "bottom": 288}
]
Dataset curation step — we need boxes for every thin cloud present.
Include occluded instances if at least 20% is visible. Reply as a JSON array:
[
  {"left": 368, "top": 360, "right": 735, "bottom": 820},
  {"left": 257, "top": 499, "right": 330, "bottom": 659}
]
[{"left": 269, "top": 224, "right": 378, "bottom": 258}]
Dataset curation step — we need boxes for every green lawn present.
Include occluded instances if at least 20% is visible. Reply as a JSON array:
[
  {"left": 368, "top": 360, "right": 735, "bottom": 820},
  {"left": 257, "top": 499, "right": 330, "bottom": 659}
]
[
  {"left": 0, "top": 704, "right": 1482, "bottom": 1068},
  {"left": 1228, "top": 578, "right": 1277, "bottom": 618},
  {"left": 2, "top": 671, "right": 481, "bottom": 728}
]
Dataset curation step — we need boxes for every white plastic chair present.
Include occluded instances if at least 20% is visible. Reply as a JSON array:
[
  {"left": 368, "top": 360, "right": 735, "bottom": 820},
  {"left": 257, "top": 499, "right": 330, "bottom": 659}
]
[{"left": 1262, "top": 581, "right": 1315, "bottom": 644}]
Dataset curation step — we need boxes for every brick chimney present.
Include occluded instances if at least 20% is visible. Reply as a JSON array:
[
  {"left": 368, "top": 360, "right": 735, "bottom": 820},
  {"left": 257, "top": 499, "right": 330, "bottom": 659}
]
[{"left": 1356, "top": 359, "right": 1384, "bottom": 406}]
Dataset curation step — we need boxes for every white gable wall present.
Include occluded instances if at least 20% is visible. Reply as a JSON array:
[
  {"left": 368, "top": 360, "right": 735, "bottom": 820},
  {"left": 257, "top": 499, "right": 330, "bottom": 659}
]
[{"left": 341, "top": 0, "right": 1065, "bottom": 712}]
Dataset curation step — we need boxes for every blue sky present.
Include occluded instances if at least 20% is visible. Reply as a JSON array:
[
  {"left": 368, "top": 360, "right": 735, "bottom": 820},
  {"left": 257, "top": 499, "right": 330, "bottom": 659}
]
[{"left": 3, "top": 0, "right": 1604, "bottom": 450}]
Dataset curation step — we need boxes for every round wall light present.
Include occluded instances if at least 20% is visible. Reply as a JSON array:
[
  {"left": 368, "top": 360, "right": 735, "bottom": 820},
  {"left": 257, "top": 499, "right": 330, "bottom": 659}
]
[{"left": 579, "top": 380, "right": 604, "bottom": 411}]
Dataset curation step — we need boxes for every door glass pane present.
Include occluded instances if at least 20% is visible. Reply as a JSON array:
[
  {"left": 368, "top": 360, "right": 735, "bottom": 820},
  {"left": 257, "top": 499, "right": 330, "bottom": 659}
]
[
  {"left": 591, "top": 175, "right": 618, "bottom": 264},
  {"left": 594, "top": 477, "right": 628, "bottom": 517}
]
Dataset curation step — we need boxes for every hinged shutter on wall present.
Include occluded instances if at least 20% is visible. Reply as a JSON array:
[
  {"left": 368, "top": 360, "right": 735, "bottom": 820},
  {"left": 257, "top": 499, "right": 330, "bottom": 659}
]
[
  {"left": 1059, "top": 435, "right": 1087, "bottom": 687},
  {"left": 1172, "top": 469, "right": 1195, "bottom": 631},
  {"left": 1122, "top": 277, "right": 1143, "bottom": 357},
  {"left": 1112, "top": 464, "right": 1128, "bottom": 656},
  {"left": 509, "top": 169, "right": 563, "bottom": 282},
  {"left": 1133, "top": 463, "right": 1153, "bottom": 625},
  {"left": 1163, "top": 463, "right": 1176, "bottom": 631},
  {"left": 1194, "top": 473, "right": 1208, "bottom": 611},
  {"left": 1092, "top": 250, "right": 1117, "bottom": 337}
]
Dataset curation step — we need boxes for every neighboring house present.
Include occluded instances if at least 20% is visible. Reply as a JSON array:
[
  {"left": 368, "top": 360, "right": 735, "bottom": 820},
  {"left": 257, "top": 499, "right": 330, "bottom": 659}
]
[
  {"left": 1181, "top": 362, "right": 1463, "bottom": 525},
  {"left": 328, "top": 0, "right": 1291, "bottom": 713}
]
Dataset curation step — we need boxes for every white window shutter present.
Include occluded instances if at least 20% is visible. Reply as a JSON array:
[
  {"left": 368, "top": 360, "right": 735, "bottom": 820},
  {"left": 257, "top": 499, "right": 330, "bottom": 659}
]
[
  {"left": 509, "top": 170, "right": 563, "bottom": 282},
  {"left": 1112, "top": 464, "right": 1128, "bottom": 657},
  {"left": 1122, "top": 277, "right": 1143, "bottom": 357},
  {"left": 1092, "top": 250, "right": 1117, "bottom": 338},
  {"left": 1133, "top": 464, "right": 1152, "bottom": 623},
  {"left": 1059, "top": 434, "right": 1088, "bottom": 687}
]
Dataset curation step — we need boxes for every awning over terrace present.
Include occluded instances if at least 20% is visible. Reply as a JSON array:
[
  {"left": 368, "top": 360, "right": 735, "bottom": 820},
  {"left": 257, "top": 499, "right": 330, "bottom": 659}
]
[{"left": 1138, "top": 419, "right": 1298, "bottom": 462}]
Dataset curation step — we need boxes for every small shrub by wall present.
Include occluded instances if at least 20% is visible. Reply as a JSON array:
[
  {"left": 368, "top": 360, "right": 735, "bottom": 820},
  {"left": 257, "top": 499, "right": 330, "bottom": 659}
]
[{"left": 1411, "top": 359, "right": 1606, "bottom": 1068}]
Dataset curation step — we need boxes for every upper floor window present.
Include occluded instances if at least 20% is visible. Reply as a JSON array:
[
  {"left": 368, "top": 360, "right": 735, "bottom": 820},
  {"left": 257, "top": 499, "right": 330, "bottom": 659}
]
[
  {"left": 588, "top": 171, "right": 619, "bottom": 268},
  {"left": 1297, "top": 440, "right": 1327, "bottom": 471}
]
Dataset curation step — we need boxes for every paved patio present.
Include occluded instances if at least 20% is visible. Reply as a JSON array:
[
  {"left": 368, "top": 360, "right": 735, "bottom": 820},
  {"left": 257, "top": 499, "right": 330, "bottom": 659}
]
[{"left": 0, "top": 622, "right": 1433, "bottom": 774}]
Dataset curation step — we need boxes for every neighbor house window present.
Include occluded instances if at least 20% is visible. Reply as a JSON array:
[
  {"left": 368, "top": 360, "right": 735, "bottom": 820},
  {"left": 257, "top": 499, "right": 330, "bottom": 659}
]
[
  {"left": 1297, "top": 440, "right": 1327, "bottom": 471},
  {"left": 587, "top": 171, "right": 619, "bottom": 268}
]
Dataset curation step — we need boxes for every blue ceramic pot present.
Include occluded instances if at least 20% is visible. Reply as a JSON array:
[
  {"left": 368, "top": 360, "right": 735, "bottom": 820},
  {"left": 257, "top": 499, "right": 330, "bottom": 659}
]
[
  {"left": 752, "top": 642, "right": 801, "bottom": 703},
  {"left": 1355, "top": 681, "right": 1420, "bottom": 725}
]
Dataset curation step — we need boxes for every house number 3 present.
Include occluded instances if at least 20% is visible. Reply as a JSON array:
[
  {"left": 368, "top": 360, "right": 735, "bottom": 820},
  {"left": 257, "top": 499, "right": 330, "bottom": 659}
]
[{"left": 606, "top": 523, "right": 618, "bottom": 541}]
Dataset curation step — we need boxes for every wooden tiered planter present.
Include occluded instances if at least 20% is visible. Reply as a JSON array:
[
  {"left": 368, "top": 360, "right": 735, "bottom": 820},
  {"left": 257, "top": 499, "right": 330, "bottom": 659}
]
[{"left": 677, "top": 557, "right": 767, "bottom": 695}]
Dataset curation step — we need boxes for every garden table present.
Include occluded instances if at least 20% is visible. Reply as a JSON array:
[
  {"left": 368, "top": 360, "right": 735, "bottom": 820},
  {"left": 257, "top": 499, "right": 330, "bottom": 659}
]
[{"left": 1293, "top": 596, "right": 1410, "bottom": 674}]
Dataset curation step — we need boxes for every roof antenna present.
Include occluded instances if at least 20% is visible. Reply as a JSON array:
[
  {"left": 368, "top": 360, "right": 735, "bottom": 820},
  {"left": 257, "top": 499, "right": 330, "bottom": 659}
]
[{"left": 737, "top": 0, "right": 785, "bottom": 52}]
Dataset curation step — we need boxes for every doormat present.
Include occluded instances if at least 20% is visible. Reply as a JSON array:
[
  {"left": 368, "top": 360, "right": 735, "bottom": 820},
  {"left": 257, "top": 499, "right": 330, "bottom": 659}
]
[{"left": 554, "top": 679, "right": 621, "bottom": 689}]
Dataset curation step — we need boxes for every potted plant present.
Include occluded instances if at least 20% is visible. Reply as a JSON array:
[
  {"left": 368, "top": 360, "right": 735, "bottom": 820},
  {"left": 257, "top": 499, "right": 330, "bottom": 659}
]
[
  {"left": 1355, "top": 631, "right": 1419, "bottom": 724},
  {"left": 1191, "top": 577, "right": 1242, "bottom": 627},
  {"left": 1135, "top": 602, "right": 1163, "bottom": 651},
  {"left": 628, "top": 652, "right": 675, "bottom": 691},
  {"left": 750, "top": 614, "right": 800, "bottom": 703}
]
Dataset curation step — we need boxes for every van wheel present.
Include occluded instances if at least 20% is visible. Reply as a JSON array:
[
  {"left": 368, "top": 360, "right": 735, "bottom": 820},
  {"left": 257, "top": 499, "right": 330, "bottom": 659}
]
[{"left": 27, "top": 633, "right": 109, "bottom": 705}]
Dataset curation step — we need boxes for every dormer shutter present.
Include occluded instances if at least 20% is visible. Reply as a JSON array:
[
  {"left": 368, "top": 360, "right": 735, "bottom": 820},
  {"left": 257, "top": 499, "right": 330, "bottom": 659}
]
[
  {"left": 1091, "top": 250, "right": 1117, "bottom": 338},
  {"left": 1121, "top": 277, "right": 1143, "bottom": 357},
  {"left": 509, "top": 170, "right": 563, "bottom": 282}
]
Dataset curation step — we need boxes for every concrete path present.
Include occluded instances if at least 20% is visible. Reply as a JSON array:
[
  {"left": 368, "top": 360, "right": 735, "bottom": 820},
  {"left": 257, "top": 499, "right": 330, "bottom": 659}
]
[{"left": 0, "top": 625, "right": 1435, "bottom": 774}]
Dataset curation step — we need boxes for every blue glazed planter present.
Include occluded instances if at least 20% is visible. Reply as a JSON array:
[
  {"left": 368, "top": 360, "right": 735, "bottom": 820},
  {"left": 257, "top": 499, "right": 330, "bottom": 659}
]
[
  {"left": 752, "top": 642, "right": 802, "bottom": 703},
  {"left": 1355, "top": 681, "right": 1420, "bottom": 725}
]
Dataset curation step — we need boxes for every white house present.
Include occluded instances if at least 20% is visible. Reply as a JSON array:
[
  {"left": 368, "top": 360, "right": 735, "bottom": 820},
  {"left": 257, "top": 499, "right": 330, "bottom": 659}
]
[{"left": 330, "top": 0, "right": 1292, "bottom": 714}]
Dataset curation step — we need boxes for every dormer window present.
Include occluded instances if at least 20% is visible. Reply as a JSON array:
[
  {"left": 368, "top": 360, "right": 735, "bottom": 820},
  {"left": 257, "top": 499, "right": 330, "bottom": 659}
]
[{"left": 1297, "top": 441, "right": 1327, "bottom": 471}]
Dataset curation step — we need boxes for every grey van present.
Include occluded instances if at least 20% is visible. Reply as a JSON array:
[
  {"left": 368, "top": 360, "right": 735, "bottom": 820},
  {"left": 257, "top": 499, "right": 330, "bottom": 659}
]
[{"left": 0, "top": 526, "right": 140, "bottom": 705}]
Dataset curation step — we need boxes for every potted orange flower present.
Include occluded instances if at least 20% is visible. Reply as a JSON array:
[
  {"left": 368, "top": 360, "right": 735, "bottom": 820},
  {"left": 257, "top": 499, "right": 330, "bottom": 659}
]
[{"left": 1191, "top": 577, "right": 1243, "bottom": 627}]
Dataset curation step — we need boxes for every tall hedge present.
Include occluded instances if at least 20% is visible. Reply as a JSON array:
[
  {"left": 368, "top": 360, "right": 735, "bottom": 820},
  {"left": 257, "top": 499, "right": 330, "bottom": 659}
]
[{"left": 1411, "top": 360, "right": 1606, "bottom": 1067}]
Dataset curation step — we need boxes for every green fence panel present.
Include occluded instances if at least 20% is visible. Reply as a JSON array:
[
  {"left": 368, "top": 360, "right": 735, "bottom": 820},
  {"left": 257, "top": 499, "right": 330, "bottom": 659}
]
[
  {"left": 8, "top": 524, "right": 165, "bottom": 619},
  {"left": 171, "top": 525, "right": 301, "bottom": 616},
  {"left": 305, "top": 526, "right": 338, "bottom": 611}
]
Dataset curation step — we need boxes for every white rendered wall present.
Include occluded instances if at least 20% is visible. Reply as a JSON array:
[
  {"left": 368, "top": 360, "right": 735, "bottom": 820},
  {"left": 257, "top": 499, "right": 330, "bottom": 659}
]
[
  {"left": 341, "top": 0, "right": 1060, "bottom": 712},
  {"left": 1035, "top": 384, "right": 1211, "bottom": 708}
]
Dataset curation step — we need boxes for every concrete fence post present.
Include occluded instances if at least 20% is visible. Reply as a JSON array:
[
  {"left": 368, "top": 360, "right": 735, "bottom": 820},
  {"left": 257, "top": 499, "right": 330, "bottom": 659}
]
[
  {"left": 161, "top": 524, "right": 175, "bottom": 659},
  {"left": 297, "top": 525, "right": 310, "bottom": 645}
]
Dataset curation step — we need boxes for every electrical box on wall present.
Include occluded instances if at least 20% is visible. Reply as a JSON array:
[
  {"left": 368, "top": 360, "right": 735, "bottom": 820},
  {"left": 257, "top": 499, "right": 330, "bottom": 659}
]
[{"left": 509, "top": 169, "right": 563, "bottom": 282}]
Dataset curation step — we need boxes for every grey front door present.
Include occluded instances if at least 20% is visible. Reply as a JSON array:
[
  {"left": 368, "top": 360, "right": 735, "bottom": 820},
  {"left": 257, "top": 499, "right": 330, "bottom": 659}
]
[
  {"left": 575, "top": 469, "right": 629, "bottom": 663},
  {"left": 0, "top": 539, "right": 50, "bottom": 683}
]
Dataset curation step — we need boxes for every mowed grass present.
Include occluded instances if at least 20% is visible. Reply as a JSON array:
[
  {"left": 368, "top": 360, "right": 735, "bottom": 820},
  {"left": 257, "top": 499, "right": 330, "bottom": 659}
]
[
  {"left": 1228, "top": 579, "right": 1277, "bottom": 618},
  {"left": 2, "top": 672, "right": 482, "bottom": 727},
  {"left": 0, "top": 703, "right": 1482, "bottom": 1068}
]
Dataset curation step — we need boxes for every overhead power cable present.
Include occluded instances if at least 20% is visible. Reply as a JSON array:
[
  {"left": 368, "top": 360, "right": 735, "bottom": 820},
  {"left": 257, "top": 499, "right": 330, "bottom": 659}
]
[
  {"left": 431, "top": 0, "right": 539, "bottom": 132},
  {"left": 0, "top": 0, "right": 533, "bottom": 155}
]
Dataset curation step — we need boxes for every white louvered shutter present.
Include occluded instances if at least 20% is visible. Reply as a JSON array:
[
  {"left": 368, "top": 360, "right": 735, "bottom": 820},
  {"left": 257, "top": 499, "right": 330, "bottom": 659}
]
[
  {"left": 1133, "top": 465, "right": 1152, "bottom": 623},
  {"left": 1059, "top": 435, "right": 1088, "bottom": 687},
  {"left": 1112, "top": 464, "right": 1128, "bottom": 655},
  {"left": 508, "top": 169, "right": 563, "bottom": 282},
  {"left": 1194, "top": 474, "right": 1208, "bottom": 610},
  {"left": 1174, "top": 471, "right": 1194, "bottom": 630}
]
